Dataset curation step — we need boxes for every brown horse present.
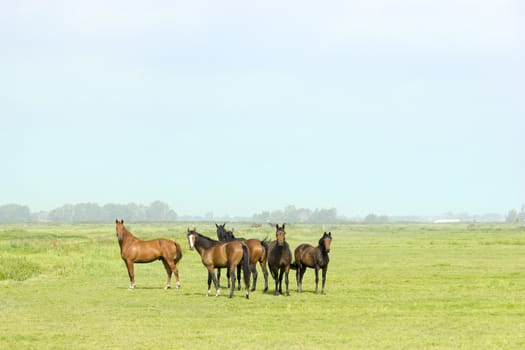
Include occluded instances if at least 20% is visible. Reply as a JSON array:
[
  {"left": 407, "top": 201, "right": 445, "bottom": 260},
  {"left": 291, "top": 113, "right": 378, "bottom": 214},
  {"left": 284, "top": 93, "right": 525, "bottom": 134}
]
[
  {"left": 291, "top": 232, "right": 332, "bottom": 294},
  {"left": 187, "top": 228, "right": 251, "bottom": 299},
  {"left": 115, "top": 219, "right": 182, "bottom": 290},
  {"left": 216, "top": 223, "right": 269, "bottom": 292},
  {"left": 267, "top": 224, "right": 292, "bottom": 296}
]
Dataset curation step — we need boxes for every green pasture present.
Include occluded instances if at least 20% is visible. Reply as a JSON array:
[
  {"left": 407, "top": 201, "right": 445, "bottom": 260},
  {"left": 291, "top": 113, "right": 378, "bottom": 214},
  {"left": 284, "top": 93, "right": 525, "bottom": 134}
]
[{"left": 1, "top": 222, "right": 524, "bottom": 349}]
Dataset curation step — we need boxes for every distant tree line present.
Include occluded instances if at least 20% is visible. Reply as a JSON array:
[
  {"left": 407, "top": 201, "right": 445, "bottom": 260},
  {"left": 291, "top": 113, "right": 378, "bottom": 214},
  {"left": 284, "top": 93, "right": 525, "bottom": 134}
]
[
  {"left": 506, "top": 204, "right": 525, "bottom": 223},
  {"left": 252, "top": 205, "right": 339, "bottom": 223},
  {"left": 0, "top": 204, "right": 31, "bottom": 222},
  {"left": 0, "top": 201, "right": 177, "bottom": 223},
  {"left": 363, "top": 213, "right": 389, "bottom": 224}
]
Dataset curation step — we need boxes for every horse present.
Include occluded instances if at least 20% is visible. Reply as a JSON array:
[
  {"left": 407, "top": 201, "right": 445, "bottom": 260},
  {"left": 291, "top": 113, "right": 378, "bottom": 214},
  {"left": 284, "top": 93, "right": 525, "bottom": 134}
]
[
  {"left": 267, "top": 224, "right": 292, "bottom": 296},
  {"left": 291, "top": 232, "right": 332, "bottom": 294},
  {"left": 216, "top": 223, "right": 269, "bottom": 292},
  {"left": 187, "top": 228, "right": 251, "bottom": 299},
  {"left": 215, "top": 223, "right": 235, "bottom": 288},
  {"left": 115, "top": 219, "right": 182, "bottom": 290}
]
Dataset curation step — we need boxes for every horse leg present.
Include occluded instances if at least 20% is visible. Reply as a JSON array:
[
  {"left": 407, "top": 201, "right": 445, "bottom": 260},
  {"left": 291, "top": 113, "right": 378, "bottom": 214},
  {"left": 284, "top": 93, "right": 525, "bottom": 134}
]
[
  {"left": 260, "top": 261, "right": 269, "bottom": 292},
  {"left": 296, "top": 264, "right": 301, "bottom": 292},
  {"left": 166, "top": 259, "right": 181, "bottom": 289},
  {"left": 321, "top": 266, "right": 328, "bottom": 295},
  {"left": 272, "top": 268, "right": 279, "bottom": 296},
  {"left": 284, "top": 267, "right": 290, "bottom": 296},
  {"left": 298, "top": 266, "right": 307, "bottom": 293},
  {"left": 161, "top": 259, "right": 172, "bottom": 289},
  {"left": 314, "top": 266, "right": 320, "bottom": 294},
  {"left": 124, "top": 260, "right": 135, "bottom": 289},
  {"left": 237, "top": 264, "right": 242, "bottom": 291},
  {"left": 208, "top": 268, "right": 220, "bottom": 297},
  {"left": 207, "top": 271, "right": 213, "bottom": 296},
  {"left": 277, "top": 268, "right": 284, "bottom": 295},
  {"left": 216, "top": 268, "right": 221, "bottom": 288},
  {"left": 229, "top": 266, "right": 236, "bottom": 298},
  {"left": 250, "top": 264, "right": 258, "bottom": 292},
  {"left": 173, "top": 263, "right": 181, "bottom": 289}
]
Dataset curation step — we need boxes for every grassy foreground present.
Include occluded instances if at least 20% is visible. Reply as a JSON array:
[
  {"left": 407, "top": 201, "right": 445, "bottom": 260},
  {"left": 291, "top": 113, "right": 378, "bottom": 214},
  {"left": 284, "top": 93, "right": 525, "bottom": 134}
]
[{"left": 1, "top": 222, "right": 524, "bottom": 349}]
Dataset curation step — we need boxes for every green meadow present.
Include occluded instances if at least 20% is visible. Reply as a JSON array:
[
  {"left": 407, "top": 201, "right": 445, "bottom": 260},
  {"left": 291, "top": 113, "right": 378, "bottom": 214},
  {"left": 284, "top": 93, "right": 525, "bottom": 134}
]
[{"left": 1, "top": 222, "right": 524, "bottom": 349}]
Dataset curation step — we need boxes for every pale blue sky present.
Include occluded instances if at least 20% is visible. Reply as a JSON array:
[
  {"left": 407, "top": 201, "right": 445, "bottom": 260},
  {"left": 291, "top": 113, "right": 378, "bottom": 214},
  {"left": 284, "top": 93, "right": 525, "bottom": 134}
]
[{"left": 2, "top": 0, "right": 524, "bottom": 217}]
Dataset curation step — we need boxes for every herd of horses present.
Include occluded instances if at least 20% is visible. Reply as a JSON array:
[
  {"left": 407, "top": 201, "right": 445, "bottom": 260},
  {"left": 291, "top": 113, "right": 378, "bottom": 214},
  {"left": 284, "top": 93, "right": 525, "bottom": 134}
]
[{"left": 115, "top": 220, "right": 332, "bottom": 299}]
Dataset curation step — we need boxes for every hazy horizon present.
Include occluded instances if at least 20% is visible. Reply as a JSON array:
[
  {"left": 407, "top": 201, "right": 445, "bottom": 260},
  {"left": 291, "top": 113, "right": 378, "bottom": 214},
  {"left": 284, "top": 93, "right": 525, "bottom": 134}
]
[
  {"left": 2, "top": 1, "right": 524, "bottom": 218},
  {"left": 0, "top": 201, "right": 511, "bottom": 219}
]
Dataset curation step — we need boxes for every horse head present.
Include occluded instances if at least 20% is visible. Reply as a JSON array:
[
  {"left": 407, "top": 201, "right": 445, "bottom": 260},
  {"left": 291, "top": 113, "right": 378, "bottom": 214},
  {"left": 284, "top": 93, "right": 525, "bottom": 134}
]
[
  {"left": 216, "top": 223, "right": 236, "bottom": 242},
  {"left": 319, "top": 232, "right": 332, "bottom": 253},
  {"left": 187, "top": 227, "right": 198, "bottom": 250},
  {"left": 115, "top": 219, "right": 125, "bottom": 241},
  {"left": 275, "top": 224, "right": 286, "bottom": 246},
  {"left": 216, "top": 223, "right": 228, "bottom": 241}
]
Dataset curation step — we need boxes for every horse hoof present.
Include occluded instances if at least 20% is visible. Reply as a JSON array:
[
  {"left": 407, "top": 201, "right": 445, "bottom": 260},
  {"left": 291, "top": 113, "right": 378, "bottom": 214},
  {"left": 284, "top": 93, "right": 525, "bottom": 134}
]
[
  {"left": 176, "top": 282, "right": 180, "bottom": 289},
  {"left": 165, "top": 285, "right": 171, "bottom": 290}
]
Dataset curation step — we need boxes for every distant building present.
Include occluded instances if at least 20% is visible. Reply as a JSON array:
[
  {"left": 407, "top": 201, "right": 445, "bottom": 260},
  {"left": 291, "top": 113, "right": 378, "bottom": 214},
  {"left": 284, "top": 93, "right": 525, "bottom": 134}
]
[{"left": 433, "top": 219, "right": 461, "bottom": 224}]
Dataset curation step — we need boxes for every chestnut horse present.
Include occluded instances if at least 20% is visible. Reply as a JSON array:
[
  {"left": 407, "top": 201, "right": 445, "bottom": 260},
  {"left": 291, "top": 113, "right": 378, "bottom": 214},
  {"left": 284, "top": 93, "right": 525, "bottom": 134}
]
[
  {"left": 291, "top": 232, "right": 332, "bottom": 294},
  {"left": 187, "top": 228, "right": 251, "bottom": 299},
  {"left": 216, "top": 223, "right": 269, "bottom": 292},
  {"left": 267, "top": 224, "right": 292, "bottom": 296},
  {"left": 115, "top": 219, "right": 182, "bottom": 290}
]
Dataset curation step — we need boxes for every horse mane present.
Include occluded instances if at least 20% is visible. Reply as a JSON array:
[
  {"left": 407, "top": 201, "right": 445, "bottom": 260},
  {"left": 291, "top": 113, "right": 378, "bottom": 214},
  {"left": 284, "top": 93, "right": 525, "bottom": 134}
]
[
  {"left": 197, "top": 232, "right": 217, "bottom": 243},
  {"left": 192, "top": 231, "right": 220, "bottom": 249}
]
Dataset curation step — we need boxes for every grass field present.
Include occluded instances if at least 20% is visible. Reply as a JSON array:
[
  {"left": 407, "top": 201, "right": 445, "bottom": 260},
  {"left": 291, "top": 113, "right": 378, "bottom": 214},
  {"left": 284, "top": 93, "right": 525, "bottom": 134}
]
[{"left": 1, "top": 222, "right": 524, "bottom": 349}]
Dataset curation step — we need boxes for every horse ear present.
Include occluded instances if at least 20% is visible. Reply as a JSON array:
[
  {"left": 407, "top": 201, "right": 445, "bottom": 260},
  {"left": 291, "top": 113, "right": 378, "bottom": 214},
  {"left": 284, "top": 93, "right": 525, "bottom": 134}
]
[
  {"left": 275, "top": 224, "right": 279, "bottom": 230},
  {"left": 282, "top": 224, "right": 285, "bottom": 230},
  {"left": 116, "top": 219, "right": 118, "bottom": 224},
  {"left": 215, "top": 223, "right": 219, "bottom": 228}
]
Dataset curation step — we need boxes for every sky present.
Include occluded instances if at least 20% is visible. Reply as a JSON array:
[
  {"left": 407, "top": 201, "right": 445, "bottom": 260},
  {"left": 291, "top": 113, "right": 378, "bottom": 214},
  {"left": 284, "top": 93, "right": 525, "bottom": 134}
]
[{"left": 1, "top": 0, "right": 524, "bottom": 218}]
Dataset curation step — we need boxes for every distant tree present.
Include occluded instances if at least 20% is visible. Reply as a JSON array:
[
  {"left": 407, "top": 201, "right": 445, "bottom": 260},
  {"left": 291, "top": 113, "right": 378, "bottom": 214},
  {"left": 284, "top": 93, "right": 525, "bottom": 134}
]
[
  {"left": 0, "top": 204, "right": 31, "bottom": 222},
  {"left": 127, "top": 203, "right": 147, "bottom": 221},
  {"left": 146, "top": 201, "right": 177, "bottom": 221},
  {"left": 364, "top": 213, "right": 389, "bottom": 223},
  {"left": 48, "top": 204, "right": 73, "bottom": 222},
  {"left": 310, "top": 208, "right": 337, "bottom": 223},
  {"left": 72, "top": 203, "right": 101, "bottom": 221},
  {"left": 506, "top": 209, "right": 518, "bottom": 223},
  {"left": 252, "top": 206, "right": 338, "bottom": 223}
]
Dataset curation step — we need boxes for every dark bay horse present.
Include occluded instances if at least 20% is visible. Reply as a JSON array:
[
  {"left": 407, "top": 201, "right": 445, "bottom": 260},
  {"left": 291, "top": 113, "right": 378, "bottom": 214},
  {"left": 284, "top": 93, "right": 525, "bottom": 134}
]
[
  {"left": 215, "top": 223, "right": 235, "bottom": 288},
  {"left": 267, "top": 224, "right": 292, "bottom": 296},
  {"left": 291, "top": 232, "right": 332, "bottom": 294},
  {"left": 216, "top": 223, "right": 269, "bottom": 292},
  {"left": 115, "top": 219, "right": 182, "bottom": 289},
  {"left": 187, "top": 228, "right": 251, "bottom": 299}
]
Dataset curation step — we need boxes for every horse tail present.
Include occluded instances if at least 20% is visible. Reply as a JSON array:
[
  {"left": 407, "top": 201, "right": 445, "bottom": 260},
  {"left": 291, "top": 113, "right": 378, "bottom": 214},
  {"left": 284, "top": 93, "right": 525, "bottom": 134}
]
[
  {"left": 241, "top": 243, "right": 251, "bottom": 293},
  {"left": 173, "top": 241, "right": 183, "bottom": 264},
  {"left": 260, "top": 238, "right": 269, "bottom": 255}
]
